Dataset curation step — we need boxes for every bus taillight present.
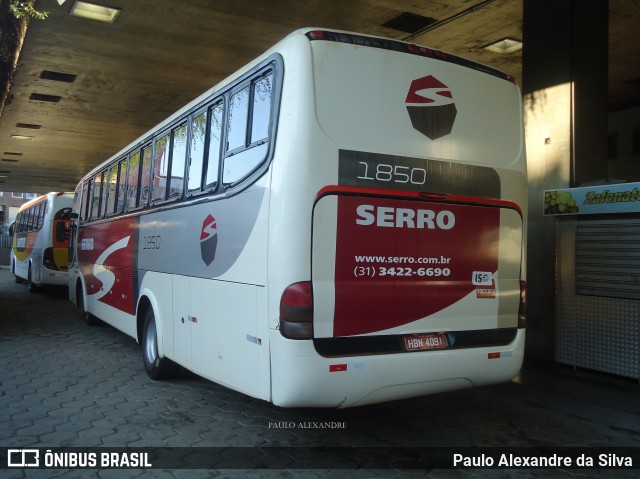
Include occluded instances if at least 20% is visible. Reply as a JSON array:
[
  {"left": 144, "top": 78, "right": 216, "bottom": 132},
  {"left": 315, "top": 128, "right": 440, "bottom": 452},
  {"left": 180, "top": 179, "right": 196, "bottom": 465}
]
[
  {"left": 280, "top": 281, "right": 314, "bottom": 339},
  {"left": 518, "top": 281, "right": 527, "bottom": 328},
  {"left": 308, "top": 30, "right": 325, "bottom": 40},
  {"left": 43, "top": 247, "right": 59, "bottom": 271}
]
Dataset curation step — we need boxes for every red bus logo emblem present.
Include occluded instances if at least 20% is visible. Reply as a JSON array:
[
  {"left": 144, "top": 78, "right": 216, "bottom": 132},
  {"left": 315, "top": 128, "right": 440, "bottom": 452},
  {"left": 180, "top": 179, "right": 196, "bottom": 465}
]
[
  {"left": 200, "top": 214, "right": 218, "bottom": 266},
  {"left": 405, "top": 75, "right": 457, "bottom": 140}
]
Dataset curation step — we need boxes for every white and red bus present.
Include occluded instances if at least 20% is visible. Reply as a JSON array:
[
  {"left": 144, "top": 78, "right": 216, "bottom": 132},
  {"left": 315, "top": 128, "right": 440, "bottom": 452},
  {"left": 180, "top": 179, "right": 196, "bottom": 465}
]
[
  {"left": 11, "top": 192, "right": 73, "bottom": 292},
  {"left": 68, "top": 29, "right": 527, "bottom": 408}
]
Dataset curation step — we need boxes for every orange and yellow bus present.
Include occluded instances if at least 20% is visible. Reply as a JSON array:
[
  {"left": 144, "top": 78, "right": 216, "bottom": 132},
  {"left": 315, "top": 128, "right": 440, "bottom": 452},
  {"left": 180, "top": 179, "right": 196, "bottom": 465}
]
[{"left": 11, "top": 192, "right": 73, "bottom": 293}]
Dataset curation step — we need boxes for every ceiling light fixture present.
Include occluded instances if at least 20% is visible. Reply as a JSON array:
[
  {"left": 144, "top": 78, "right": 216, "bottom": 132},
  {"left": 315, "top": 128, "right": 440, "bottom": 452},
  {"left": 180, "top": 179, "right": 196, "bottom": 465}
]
[
  {"left": 11, "top": 135, "right": 34, "bottom": 141},
  {"left": 40, "top": 70, "right": 77, "bottom": 83},
  {"left": 383, "top": 12, "right": 438, "bottom": 35},
  {"left": 30, "top": 93, "right": 62, "bottom": 103},
  {"left": 483, "top": 37, "right": 523, "bottom": 54},
  {"left": 70, "top": 1, "right": 121, "bottom": 23}
]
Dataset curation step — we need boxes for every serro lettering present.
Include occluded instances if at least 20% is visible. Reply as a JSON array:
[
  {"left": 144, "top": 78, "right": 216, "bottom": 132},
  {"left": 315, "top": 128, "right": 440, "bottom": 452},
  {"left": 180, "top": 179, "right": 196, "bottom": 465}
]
[{"left": 356, "top": 204, "right": 455, "bottom": 229}]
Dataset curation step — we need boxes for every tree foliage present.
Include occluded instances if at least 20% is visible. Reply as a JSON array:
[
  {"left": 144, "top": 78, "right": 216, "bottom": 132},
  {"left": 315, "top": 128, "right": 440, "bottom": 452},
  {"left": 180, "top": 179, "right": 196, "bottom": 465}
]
[{"left": 6, "top": 0, "right": 48, "bottom": 20}]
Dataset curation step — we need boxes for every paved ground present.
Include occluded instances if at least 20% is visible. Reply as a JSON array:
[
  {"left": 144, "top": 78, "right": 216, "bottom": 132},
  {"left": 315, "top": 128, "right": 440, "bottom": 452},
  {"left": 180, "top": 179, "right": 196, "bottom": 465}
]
[{"left": 0, "top": 266, "right": 639, "bottom": 478}]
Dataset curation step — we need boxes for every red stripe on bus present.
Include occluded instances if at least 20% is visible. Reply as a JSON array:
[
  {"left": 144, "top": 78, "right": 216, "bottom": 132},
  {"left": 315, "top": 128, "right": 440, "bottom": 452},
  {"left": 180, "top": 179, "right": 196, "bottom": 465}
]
[{"left": 316, "top": 185, "right": 523, "bottom": 217}]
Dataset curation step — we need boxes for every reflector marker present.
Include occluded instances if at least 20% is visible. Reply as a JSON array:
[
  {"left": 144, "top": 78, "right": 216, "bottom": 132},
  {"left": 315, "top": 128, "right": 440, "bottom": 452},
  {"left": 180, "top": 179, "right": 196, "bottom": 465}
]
[
  {"left": 329, "top": 364, "right": 348, "bottom": 372},
  {"left": 329, "top": 363, "right": 365, "bottom": 372},
  {"left": 488, "top": 351, "right": 513, "bottom": 359}
]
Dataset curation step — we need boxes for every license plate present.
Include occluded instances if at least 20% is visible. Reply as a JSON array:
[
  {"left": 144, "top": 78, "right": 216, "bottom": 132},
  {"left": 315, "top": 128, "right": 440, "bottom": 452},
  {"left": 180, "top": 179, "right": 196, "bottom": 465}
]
[{"left": 403, "top": 333, "right": 448, "bottom": 351}]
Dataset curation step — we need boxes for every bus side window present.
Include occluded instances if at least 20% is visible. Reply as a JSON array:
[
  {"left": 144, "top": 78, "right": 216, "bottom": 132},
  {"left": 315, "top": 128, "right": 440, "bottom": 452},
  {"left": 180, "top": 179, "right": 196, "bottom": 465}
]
[
  {"left": 223, "top": 72, "right": 273, "bottom": 185},
  {"left": 91, "top": 173, "right": 103, "bottom": 220},
  {"left": 140, "top": 145, "right": 153, "bottom": 206},
  {"left": 251, "top": 74, "right": 272, "bottom": 143},
  {"left": 188, "top": 111, "right": 207, "bottom": 193},
  {"left": 27, "top": 207, "right": 35, "bottom": 232},
  {"left": 37, "top": 203, "right": 45, "bottom": 230},
  {"left": 205, "top": 103, "right": 223, "bottom": 189},
  {"left": 25, "top": 206, "right": 32, "bottom": 232},
  {"left": 168, "top": 123, "right": 187, "bottom": 199},
  {"left": 227, "top": 86, "right": 249, "bottom": 153},
  {"left": 106, "top": 164, "right": 118, "bottom": 216},
  {"left": 127, "top": 151, "right": 141, "bottom": 210},
  {"left": 35, "top": 205, "right": 41, "bottom": 230},
  {"left": 116, "top": 157, "right": 128, "bottom": 213},
  {"left": 152, "top": 134, "right": 169, "bottom": 203},
  {"left": 99, "top": 170, "right": 109, "bottom": 218},
  {"left": 81, "top": 180, "right": 90, "bottom": 222}
]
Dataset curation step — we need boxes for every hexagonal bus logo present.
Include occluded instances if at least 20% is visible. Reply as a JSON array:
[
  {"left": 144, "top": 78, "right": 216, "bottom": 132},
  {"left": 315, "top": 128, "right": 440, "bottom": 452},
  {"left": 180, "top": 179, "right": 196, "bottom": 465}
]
[{"left": 405, "top": 75, "right": 457, "bottom": 140}]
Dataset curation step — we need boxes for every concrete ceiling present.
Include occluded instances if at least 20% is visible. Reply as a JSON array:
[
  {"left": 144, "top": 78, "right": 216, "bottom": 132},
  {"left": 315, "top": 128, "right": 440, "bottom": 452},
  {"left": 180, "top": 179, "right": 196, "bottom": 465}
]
[{"left": 0, "top": 0, "right": 638, "bottom": 193}]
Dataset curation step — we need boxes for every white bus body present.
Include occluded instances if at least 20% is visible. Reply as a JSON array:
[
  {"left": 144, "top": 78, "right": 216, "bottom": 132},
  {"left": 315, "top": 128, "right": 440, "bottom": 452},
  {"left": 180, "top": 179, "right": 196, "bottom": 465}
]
[
  {"left": 11, "top": 192, "right": 74, "bottom": 292},
  {"left": 68, "top": 29, "right": 527, "bottom": 408}
]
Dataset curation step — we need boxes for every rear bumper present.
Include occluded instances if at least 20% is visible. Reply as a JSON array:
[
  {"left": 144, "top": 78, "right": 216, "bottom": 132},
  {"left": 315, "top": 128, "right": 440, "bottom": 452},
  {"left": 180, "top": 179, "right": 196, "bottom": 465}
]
[
  {"left": 34, "top": 265, "right": 68, "bottom": 286},
  {"left": 270, "top": 329, "right": 525, "bottom": 408}
]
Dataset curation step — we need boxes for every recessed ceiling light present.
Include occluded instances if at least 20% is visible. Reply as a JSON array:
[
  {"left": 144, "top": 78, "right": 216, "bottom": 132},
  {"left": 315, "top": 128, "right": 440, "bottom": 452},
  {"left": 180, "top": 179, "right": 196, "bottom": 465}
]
[
  {"left": 483, "top": 38, "right": 523, "bottom": 54},
  {"left": 383, "top": 12, "right": 438, "bottom": 35},
  {"left": 30, "top": 93, "right": 62, "bottom": 103},
  {"left": 11, "top": 135, "right": 34, "bottom": 141},
  {"left": 70, "top": 1, "right": 121, "bottom": 23},
  {"left": 40, "top": 70, "right": 77, "bottom": 83}
]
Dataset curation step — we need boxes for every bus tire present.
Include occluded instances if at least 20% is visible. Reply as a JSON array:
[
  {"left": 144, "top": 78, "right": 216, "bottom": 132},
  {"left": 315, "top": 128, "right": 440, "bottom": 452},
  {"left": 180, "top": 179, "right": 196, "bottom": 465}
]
[
  {"left": 77, "top": 282, "right": 101, "bottom": 326},
  {"left": 142, "top": 307, "right": 178, "bottom": 380},
  {"left": 27, "top": 265, "right": 38, "bottom": 293},
  {"left": 12, "top": 260, "right": 21, "bottom": 283}
]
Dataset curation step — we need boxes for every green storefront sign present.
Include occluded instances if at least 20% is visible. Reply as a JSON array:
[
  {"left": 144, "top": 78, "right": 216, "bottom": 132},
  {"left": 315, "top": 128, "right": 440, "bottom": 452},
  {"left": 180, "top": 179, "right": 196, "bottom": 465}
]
[{"left": 544, "top": 182, "right": 640, "bottom": 216}]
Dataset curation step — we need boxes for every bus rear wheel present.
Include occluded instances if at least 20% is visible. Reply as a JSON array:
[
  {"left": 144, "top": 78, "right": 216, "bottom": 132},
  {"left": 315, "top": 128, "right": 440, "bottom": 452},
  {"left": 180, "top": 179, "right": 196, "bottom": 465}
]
[
  {"left": 77, "top": 282, "right": 100, "bottom": 326},
  {"left": 13, "top": 261, "right": 24, "bottom": 283},
  {"left": 141, "top": 307, "right": 179, "bottom": 380},
  {"left": 27, "top": 265, "right": 39, "bottom": 293}
]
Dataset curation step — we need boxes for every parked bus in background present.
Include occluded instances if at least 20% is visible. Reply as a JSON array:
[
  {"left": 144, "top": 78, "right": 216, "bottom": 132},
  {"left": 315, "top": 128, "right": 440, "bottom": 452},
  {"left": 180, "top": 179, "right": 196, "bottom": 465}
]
[
  {"left": 68, "top": 29, "right": 526, "bottom": 408},
  {"left": 11, "top": 192, "right": 73, "bottom": 293}
]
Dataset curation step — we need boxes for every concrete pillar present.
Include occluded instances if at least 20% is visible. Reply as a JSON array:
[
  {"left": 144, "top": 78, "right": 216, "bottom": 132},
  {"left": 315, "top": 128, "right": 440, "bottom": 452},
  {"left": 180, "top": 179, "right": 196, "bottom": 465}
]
[{"left": 522, "top": 0, "right": 608, "bottom": 361}]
